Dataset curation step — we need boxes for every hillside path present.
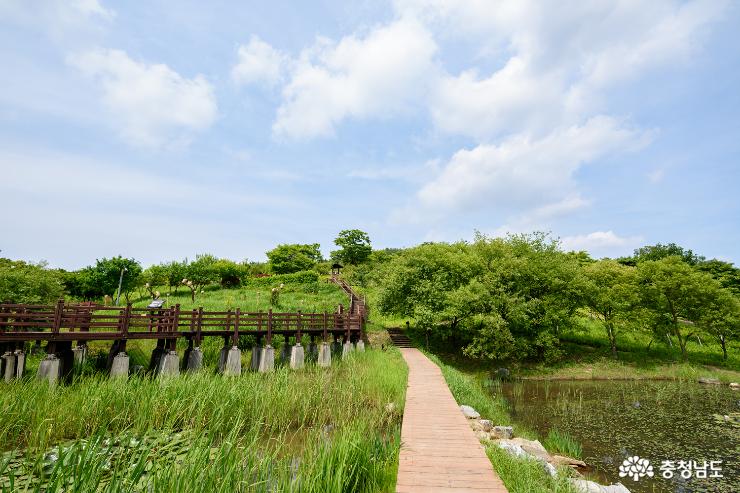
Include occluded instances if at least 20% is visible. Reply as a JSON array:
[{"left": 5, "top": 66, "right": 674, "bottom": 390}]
[{"left": 396, "top": 348, "right": 508, "bottom": 493}]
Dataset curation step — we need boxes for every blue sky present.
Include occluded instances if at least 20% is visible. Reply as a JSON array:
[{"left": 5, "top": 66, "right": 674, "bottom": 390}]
[{"left": 1, "top": 0, "right": 738, "bottom": 269}]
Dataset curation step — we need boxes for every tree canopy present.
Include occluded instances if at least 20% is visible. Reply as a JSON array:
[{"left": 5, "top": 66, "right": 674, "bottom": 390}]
[
  {"left": 331, "top": 229, "right": 372, "bottom": 265},
  {"left": 266, "top": 243, "right": 323, "bottom": 274}
]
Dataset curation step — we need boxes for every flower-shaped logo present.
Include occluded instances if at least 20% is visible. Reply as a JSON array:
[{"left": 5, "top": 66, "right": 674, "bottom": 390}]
[{"left": 619, "top": 456, "right": 654, "bottom": 481}]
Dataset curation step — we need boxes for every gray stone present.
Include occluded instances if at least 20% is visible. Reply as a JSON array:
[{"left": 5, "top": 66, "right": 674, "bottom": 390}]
[
  {"left": 497, "top": 441, "right": 529, "bottom": 459},
  {"left": 185, "top": 347, "right": 203, "bottom": 372},
  {"left": 2, "top": 352, "right": 16, "bottom": 383},
  {"left": 37, "top": 355, "right": 60, "bottom": 385},
  {"left": 72, "top": 345, "right": 87, "bottom": 366},
  {"left": 460, "top": 405, "right": 480, "bottom": 419},
  {"left": 729, "top": 382, "right": 739, "bottom": 390},
  {"left": 355, "top": 340, "right": 365, "bottom": 352},
  {"left": 158, "top": 351, "right": 179, "bottom": 377},
  {"left": 479, "top": 419, "right": 493, "bottom": 432},
  {"left": 542, "top": 461, "right": 558, "bottom": 477},
  {"left": 250, "top": 345, "right": 261, "bottom": 371},
  {"left": 289, "top": 344, "right": 305, "bottom": 369},
  {"left": 698, "top": 377, "right": 721, "bottom": 385},
  {"left": 14, "top": 350, "right": 25, "bottom": 379},
  {"left": 318, "top": 342, "right": 331, "bottom": 367},
  {"left": 474, "top": 430, "right": 491, "bottom": 441},
  {"left": 217, "top": 346, "right": 229, "bottom": 373},
  {"left": 110, "top": 352, "right": 129, "bottom": 379},
  {"left": 342, "top": 341, "right": 353, "bottom": 359},
  {"left": 491, "top": 426, "right": 514, "bottom": 439},
  {"left": 223, "top": 347, "right": 242, "bottom": 376},
  {"left": 551, "top": 455, "right": 587, "bottom": 468},
  {"left": 570, "top": 479, "right": 631, "bottom": 493},
  {"left": 258, "top": 345, "right": 275, "bottom": 373},
  {"left": 509, "top": 437, "right": 551, "bottom": 461}
]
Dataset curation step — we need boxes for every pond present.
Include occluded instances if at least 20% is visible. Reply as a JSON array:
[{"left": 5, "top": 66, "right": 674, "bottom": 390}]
[{"left": 499, "top": 380, "right": 739, "bottom": 493}]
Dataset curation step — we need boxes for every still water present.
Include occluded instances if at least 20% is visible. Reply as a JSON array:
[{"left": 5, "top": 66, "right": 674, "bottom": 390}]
[{"left": 499, "top": 380, "right": 739, "bottom": 493}]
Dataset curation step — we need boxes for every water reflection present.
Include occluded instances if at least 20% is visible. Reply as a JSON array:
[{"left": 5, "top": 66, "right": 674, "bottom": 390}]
[{"left": 498, "top": 380, "right": 739, "bottom": 493}]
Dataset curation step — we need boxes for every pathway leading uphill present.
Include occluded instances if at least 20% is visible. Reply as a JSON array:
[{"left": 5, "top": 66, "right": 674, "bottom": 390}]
[{"left": 396, "top": 347, "right": 508, "bottom": 493}]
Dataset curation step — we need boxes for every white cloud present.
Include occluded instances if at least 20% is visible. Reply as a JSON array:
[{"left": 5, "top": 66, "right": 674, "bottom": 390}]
[
  {"left": 561, "top": 230, "right": 643, "bottom": 255},
  {"left": 648, "top": 168, "right": 666, "bottom": 183},
  {"left": 272, "top": 18, "right": 437, "bottom": 139},
  {"left": 68, "top": 49, "right": 217, "bottom": 147},
  {"left": 417, "top": 116, "right": 650, "bottom": 214},
  {"left": 232, "top": 35, "right": 288, "bottom": 86}
]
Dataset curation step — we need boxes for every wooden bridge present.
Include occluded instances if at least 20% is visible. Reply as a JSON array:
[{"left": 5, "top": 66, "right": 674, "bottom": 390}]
[{"left": 0, "top": 278, "right": 367, "bottom": 382}]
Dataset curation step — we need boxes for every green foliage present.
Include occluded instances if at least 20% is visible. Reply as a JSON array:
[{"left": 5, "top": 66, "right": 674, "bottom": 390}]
[
  {"left": 581, "top": 260, "right": 639, "bottom": 357},
  {"left": 697, "top": 259, "right": 740, "bottom": 296},
  {"left": 65, "top": 256, "right": 142, "bottom": 302},
  {"left": 211, "top": 259, "right": 247, "bottom": 287},
  {"left": 374, "top": 233, "right": 582, "bottom": 363},
  {"left": 244, "top": 270, "right": 320, "bottom": 288},
  {"left": 629, "top": 242, "right": 705, "bottom": 266},
  {"left": 0, "top": 259, "right": 65, "bottom": 304},
  {"left": 543, "top": 429, "right": 582, "bottom": 459},
  {"left": 267, "top": 243, "right": 323, "bottom": 274},
  {"left": 697, "top": 288, "right": 740, "bottom": 360},
  {"left": 637, "top": 256, "right": 723, "bottom": 359},
  {"left": 331, "top": 229, "right": 372, "bottom": 265}
]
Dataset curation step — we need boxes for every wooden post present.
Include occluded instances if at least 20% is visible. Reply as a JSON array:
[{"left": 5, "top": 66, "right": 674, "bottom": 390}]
[
  {"left": 233, "top": 308, "right": 240, "bottom": 346},
  {"left": 196, "top": 307, "right": 203, "bottom": 346},
  {"left": 267, "top": 309, "right": 273, "bottom": 345},
  {"left": 323, "top": 311, "right": 328, "bottom": 342},
  {"left": 121, "top": 303, "right": 132, "bottom": 337},
  {"left": 172, "top": 304, "right": 180, "bottom": 334},
  {"left": 296, "top": 310, "right": 302, "bottom": 343},
  {"left": 52, "top": 299, "right": 64, "bottom": 335}
]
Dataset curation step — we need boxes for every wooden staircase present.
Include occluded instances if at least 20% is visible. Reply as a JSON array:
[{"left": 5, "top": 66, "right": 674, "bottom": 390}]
[{"left": 387, "top": 328, "right": 413, "bottom": 348}]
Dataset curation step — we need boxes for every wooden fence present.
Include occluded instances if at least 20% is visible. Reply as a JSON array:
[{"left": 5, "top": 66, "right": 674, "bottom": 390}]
[{"left": 0, "top": 301, "right": 364, "bottom": 347}]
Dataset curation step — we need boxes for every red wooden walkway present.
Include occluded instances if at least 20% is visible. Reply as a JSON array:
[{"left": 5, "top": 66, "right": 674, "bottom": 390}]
[{"left": 397, "top": 348, "right": 508, "bottom": 493}]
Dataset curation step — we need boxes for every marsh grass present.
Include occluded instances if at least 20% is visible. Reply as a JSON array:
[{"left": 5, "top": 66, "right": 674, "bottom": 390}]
[
  {"left": 0, "top": 349, "right": 407, "bottom": 492},
  {"left": 542, "top": 429, "right": 582, "bottom": 459}
]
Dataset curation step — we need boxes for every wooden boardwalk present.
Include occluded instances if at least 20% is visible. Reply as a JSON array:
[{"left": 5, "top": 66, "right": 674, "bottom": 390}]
[{"left": 397, "top": 348, "right": 508, "bottom": 493}]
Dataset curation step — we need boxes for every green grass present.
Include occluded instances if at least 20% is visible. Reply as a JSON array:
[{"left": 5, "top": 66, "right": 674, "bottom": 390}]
[
  {"left": 0, "top": 349, "right": 408, "bottom": 492},
  {"left": 542, "top": 429, "right": 582, "bottom": 459}
]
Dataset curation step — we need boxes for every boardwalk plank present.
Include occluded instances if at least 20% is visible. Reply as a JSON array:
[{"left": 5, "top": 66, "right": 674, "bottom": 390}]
[{"left": 397, "top": 348, "right": 508, "bottom": 493}]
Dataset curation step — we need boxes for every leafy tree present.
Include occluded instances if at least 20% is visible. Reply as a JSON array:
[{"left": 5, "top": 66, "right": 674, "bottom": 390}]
[
  {"left": 163, "top": 260, "right": 187, "bottom": 294},
  {"left": 696, "top": 259, "right": 740, "bottom": 297},
  {"left": 66, "top": 257, "right": 142, "bottom": 302},
  {"left": 0, "top": 259, "right": 65, "bottom": 304},
  {"left": 637, "top": 256, "right": 718, "bottom": 359},
  {"left": 631, "top": 243, "right": 705, "bottom": 265},
  {"left": 331, "top": 229, "right": 372, "bottom": 265},
  {"left": 213, "top": 259, "right": 247, "bottom": 288},
  {"left": 182, "top": 254, "right": 219, "bottom": 301},
  {"left": 581, "top": 260, "right": 639, "bottom": 357},
  {"left": 266, "top": 244, "right": 323, "bottom": 274},
  {"left": 698, "top": 287, "right": 740, "bottom": 361}
]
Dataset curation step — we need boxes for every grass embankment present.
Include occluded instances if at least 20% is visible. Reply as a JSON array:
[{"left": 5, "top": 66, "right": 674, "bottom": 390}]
[
  {"left": 423, "top": 352, "right": 578, "bottom": 493},
  {"left": 0, "top": 349, "right": 407, "bottom": 492}
]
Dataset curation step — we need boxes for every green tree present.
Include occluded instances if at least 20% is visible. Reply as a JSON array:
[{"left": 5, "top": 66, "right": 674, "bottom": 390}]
[
  {"left": 696, "top": 259, "right": 740, "bottom": 297},
  {"left": 331, "top": 229, "right": 372, "bottom": 265},
  {"left": 266, "top": 244, "right": 323, "bottom": 274},
  {"left": 581, "top": 260, "right": 639, "bottom": 357},
  {"left": 213, "top": 259, "right": 247, "bottom": 288},
  {"left": 163, "top": 260, "right": 187, "bottom": 294},
  {"left": 698, "top": 287, "right": 739, "bottom": 361},
  {"left": 638, "top": 256, "right": 718, "bottom": 359},
  {"left": 0, "top": 259, "right": 65, "bottom": 304},
  {"left": 631, "top": 243, "right": 705, "bottom": 265},
  {"left": 182, "top": 254, "right": 219, "bottom": 301}
]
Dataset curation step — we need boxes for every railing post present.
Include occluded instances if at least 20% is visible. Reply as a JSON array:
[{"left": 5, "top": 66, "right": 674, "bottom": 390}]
[
  {"left": 233, "top": 308, "right": 240, "bottom": 346},
  {"left": 345, "top": 312, "right": 350, "bottom": 342},
  {"left": 196, "top": 307, "right": 203, "bottom": 346},
  {"left": 52, "top": 299, "right": 64, "bottom": 335},
  {"left": 267, "top": 309, "right": 273, "bottom": 345},
  {"left": 121, "top": 303, "right": 132, "bottom": 337},
  {"left": 172, "top": 304, "right": 180, "bottom": 334},
  {"left": 296, "top": 310, "right": 302, "bottom": 343},
  {"left": 323, "top": 311, "right": 328, "bottom": 342}
]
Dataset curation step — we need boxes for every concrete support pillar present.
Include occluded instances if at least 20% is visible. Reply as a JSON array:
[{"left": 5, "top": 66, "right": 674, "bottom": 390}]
[
  {"left": 223, "top": 347, "right": 242, "bottom": 376},
  {"left": 185, "top": 347, "right": 203, "bottom": 372},
  {"left": 217, "top": 344, "right": 229, "bottom": 373},
  {"left": 289, "top": 344, "right": 305, "bottom": 369},
  {"left": 318, "top": 342, "right": 331, "bottom": 367},
  {"left": 158, "top": 351, "right": 180, "bottom": 377},
  {"left": 2, "top": 352, "right": 16, "bottom": 383},
  {"left": 258, "top": 345, "right": 275, "bottom": 373},
  {"left": 37, "top": 354, "right": 60, "bottom": 385},
  {"left": 342, "top": 341, "right": 353, "bottom": 360},
  {"left": 250, "top": 345, "right": 261, "bottom": 371},
  {"left": 14, "top": 350, "right": 26, "bottom": 379},
  {"left": 355, "top": 340, "right": 365, "bottom": 352},
  {"left": 110, "top": 352, "right": 129, "bottom": 379},
  {"left": 72, "top": 345, "right": 87, "bottom": 366}
]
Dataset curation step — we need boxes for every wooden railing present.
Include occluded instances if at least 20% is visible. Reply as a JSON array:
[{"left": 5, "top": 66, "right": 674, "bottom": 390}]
[{"left": 0, "top": 301, "right": 363, "bottom": 345}]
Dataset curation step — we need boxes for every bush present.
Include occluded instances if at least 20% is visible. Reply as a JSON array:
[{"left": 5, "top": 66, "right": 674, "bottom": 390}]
[
  {"left": 0, "top": 259, "right": 65, "bottom": 304},
  {"left": 244, "top": 270, "right": 320, "bottom": 287}
]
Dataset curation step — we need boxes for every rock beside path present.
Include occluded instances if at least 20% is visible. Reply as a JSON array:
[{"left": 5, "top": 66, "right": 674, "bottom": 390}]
[
  {"left": 551, "top": 454, "right": 587, "bottom": 468},
  {"left": 729, "top": 382, "right": 739, "bottom": 390},
  {"left": 491, "top": 425, "right": 513, "bottom": 439},
  {"left": 570, "top": 479, "right": 631, "bottom": 493},
  {"left": 698, "top": 377, "right": 721, "bottom": 385},
  {"left": 460, "top": 404, "right": 480, "bottom": 419}
]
